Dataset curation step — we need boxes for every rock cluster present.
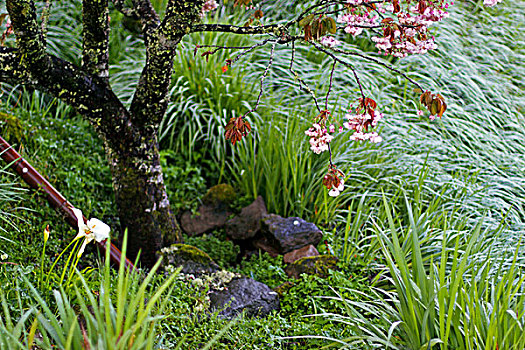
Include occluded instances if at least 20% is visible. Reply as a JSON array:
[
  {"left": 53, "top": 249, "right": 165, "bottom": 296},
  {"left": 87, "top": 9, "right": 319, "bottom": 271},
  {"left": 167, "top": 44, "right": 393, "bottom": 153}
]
[{"left": 163, "top": 184, "right": 338, "bottom": 318}]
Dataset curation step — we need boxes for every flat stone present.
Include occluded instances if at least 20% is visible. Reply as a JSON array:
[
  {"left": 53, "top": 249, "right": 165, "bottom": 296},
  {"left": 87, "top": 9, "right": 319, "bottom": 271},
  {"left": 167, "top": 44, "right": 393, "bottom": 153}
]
[
  {"left": 283, "top": 244, "right": 319, "bottom": 264},
  {"left": 159, "top": 244, "right": 219, "bottom": 276},
  {"left": 180, "top": 204, "right": 232, "bottom": 236},
  {"left": 209, "top": 277, "right": 279, "bottom": 318},
  {"left": 285, "top": 255, "right": 338, "bottom": 279},
  {"left": 226, "top": 196, "right": 267, "bottom": 240},
  {"left": 261, "top": 214, "right": 323, "bottom": 254}
]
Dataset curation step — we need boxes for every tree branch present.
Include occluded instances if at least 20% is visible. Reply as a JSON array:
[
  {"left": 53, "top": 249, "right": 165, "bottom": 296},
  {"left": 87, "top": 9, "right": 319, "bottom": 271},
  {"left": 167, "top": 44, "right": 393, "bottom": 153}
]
[
  {"left": 130, "top": 0, "right": 160, "bottom": 34},
  {"left": 0, "top": 46, "right": 140, "bottom": 154},
  {"left": 83, "top": 0, "right": 110, "bottom": 80},
  {"left": 129, "top": 0, "right": 204, "bottom": 129},
  {"left": 191, "top": 23, "right": 283, "bottom": 36},
  {"left": 6, "top": 0, "right": 50, "bottom": 73}
]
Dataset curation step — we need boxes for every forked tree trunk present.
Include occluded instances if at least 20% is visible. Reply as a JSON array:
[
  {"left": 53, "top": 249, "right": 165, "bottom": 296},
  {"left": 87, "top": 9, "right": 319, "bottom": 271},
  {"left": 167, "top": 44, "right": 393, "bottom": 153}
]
[{"left": 2, "top": 0, "right": 206, "bottom": 268}]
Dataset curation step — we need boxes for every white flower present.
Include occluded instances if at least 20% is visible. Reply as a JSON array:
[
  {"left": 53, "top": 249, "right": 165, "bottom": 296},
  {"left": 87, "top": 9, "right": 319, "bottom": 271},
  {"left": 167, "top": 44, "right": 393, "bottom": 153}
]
[
  {"left": 72, "top": 208, "right": 110, "bottom": 258},
  {"left": 328, "top": 180, "right": 345, "bottom": 197},
  {"left": 0, "top": 253, "right": 7, "bottom": 260}
]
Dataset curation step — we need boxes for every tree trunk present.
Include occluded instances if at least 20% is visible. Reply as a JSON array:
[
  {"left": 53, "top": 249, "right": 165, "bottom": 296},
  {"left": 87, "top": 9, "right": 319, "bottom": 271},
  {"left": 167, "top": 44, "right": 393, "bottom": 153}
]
[{"left": 106, "top": 131, "right": 181, "bottom": 267}]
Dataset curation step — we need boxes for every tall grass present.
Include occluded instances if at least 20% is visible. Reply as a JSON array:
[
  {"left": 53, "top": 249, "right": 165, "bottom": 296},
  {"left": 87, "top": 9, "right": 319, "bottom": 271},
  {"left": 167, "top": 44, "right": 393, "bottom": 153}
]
[
  {"left": 1, "top": 233, "right": 215, "bottom": 349},
  {"left": 316, "top": 194, "right": 525, "bottom": 349},
  {"left": 0, "top": 160, "right": 25, "bottom": 252}
]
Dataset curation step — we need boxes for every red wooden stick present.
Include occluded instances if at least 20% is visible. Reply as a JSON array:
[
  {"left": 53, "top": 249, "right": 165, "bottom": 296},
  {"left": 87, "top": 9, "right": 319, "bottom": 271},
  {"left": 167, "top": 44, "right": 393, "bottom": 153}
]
[{"left": 0, "top": 135, "right": 135, "bottom": 271}]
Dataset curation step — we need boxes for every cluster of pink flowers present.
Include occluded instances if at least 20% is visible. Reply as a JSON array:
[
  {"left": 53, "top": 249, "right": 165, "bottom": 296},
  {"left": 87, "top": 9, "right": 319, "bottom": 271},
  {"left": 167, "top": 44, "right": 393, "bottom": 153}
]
[
  {"left": 363, "top": 1, "right": 453, "bottom": 57},
  {"left": 337, "top": 11, "right": 378, "bottom": 37},
  {"left": 201, "top": 0, "right": 218, "bottom": 16},
  {"left": 373, "top": 35, "right": 437, "bottom": 57},
  {"left": 343, "top": 110, "right": 383, "bottom": 142},
  {"left": 304, "top": 100, "right": 383, "bottom": 197},
  {"left": 320, "top": 36, "right": 341, "bottom": 48},
  {"left": 346, "top": 0, "right": 369, "bottom": 5},
  {"left": 305, "top": 123, "right": 334, "bottom": 154},
  {"left": 484, "top": 0, "right": 503, "bottom": 6}
]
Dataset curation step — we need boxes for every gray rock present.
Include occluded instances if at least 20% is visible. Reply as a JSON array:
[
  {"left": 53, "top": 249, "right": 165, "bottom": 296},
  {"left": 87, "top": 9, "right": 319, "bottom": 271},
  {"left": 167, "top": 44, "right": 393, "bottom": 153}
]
[
  {"left": 226, "top": 196, "right": 267, "bottom": 240},
  {"left": 209, "top": 277, "right": 279, "bottom": 318},
  {"left": 261, "top": 214, "right": 323, "bottom": 254}
]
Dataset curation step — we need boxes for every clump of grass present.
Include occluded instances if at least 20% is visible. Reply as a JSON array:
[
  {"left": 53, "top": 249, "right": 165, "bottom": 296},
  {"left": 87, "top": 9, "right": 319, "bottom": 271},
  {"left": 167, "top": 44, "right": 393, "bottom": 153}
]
[{"left": 316, "top": 194, "right": 525, "bottom": 349}]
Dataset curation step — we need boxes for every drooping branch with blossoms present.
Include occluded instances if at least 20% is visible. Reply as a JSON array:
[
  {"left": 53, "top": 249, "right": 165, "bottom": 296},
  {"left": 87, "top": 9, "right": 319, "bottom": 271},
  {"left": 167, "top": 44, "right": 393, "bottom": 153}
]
[{"left": 192, "top": 0, "right": 499, "bottom": 196}]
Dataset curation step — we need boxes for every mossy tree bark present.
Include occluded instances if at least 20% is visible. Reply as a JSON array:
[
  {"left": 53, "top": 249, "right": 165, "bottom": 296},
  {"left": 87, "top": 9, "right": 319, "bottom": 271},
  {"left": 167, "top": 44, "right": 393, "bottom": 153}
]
[{"left": 0, "top": 0, "right": 285, "bottom": 267}]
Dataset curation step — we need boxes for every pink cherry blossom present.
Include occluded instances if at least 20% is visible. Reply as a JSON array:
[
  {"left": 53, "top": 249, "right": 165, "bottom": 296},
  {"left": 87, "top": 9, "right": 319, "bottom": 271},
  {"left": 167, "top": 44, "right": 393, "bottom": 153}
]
[
  {"left": 201, "top": 0, "right": 218, "bottom": 16},
  {"left": 305, "top": 123, "right": 334, "bottom": 154},
  {"left": 320, "top": 36, "right": 341, "bottom": 48}
]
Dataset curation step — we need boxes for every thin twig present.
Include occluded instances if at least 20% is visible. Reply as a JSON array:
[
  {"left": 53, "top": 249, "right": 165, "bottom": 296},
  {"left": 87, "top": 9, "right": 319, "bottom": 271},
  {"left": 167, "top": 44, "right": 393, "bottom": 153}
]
[
  {"left": 243, "top": 43, "right": 276, "bottom": 116},
  {"left": 290, "top": 41, "right": 322, "bottom": 112},
  {"left": 231, "top": 38, "right": 275, "bottom": 64},
  {"left": 325, "top": 60, "right": 337, "bottom": 111},
  {"left": 327, "top": 45, "right": 424, "bottom": 90},
  {"left": 311, "top": 41, "right": 366, "bottom": 99}
]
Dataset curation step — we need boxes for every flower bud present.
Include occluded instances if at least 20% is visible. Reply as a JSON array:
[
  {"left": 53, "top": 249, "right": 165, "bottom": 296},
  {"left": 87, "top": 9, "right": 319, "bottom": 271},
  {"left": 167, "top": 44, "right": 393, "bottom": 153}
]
[{"left": 44, "top": 225, "right": 50, "bottom": 243}]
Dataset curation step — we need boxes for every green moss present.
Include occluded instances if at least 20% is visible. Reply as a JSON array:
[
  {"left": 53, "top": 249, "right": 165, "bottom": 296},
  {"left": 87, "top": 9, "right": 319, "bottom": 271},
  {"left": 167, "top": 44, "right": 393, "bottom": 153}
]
[
  {"left": 160, "top": 243, "right": 213, "bottom": 264},
  {"left": 159, "top": 243, "right": 220, "bottom": 276},
  {"left": 0, "top": 110, "right": 23, "bottom": 144},
  {"left": 285, "top": 255, "right": 338, "bottom": 279},
  {"left": 201, "top": 183, "right": 236, "bottom": 206}
]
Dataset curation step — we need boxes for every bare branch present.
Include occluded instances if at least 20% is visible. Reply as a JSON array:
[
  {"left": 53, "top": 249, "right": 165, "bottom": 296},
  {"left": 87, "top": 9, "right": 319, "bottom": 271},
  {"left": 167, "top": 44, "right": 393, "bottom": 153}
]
[
  {"left": 191, "top": 23, "right": 283, "bottom": 36},
  {"left": 290, "top": 41, "right": 321, "bottom": 112},
  {"left": 83, "top": 0, "right": 110, "bottom": 80},
  {"left": 325, "top": 61, "right": 336, "bottom": 111},
  {"left": 229, "top": 38, "right": 275, "bottom": 64},
  {"left": 243, "top": 43, "right": 276, "bottom": 118},
  {"left": 310, "top": 40, "right": 423, "bottom": 92},
  {"left": 322, "top": 45, "right": 424, "bottom": 91}
]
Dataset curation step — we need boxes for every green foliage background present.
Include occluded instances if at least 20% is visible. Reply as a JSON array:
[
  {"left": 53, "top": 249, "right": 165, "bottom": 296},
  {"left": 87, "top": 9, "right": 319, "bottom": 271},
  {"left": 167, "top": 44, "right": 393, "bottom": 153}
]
[{"left": 0, "top": 0, "right": 524, "bottom": 348}]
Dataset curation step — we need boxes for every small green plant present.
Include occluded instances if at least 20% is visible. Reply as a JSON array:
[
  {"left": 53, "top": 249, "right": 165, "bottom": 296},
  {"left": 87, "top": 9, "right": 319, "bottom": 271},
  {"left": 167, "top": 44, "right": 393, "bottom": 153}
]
[
  {"left": 183, "top": 232, "right": 240, "bottom": 268},
  {"left": 42, "top": 208, "right": 110, "bottom": 291},
  {"left": 235, "top": 252, "right": 288, "bottom": 288},
  {"left": 1, "top": 233, "right": 180, "bottom": 349},
  {"left": 160, "top": 149, "right": 208, "bottom": 215}
]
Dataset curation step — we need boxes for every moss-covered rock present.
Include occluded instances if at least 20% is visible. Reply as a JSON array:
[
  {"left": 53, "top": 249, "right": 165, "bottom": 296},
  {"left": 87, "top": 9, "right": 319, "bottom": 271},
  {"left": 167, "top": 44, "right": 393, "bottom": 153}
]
[
  {"left": 202, "top": 183, "right": 236, "bottom": 207},
  {"left": 159, "top": 243, "right": 220, "bottom": 276},
  {"left": 284, "top": 255, "right": 338, "bottom": 279}
]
